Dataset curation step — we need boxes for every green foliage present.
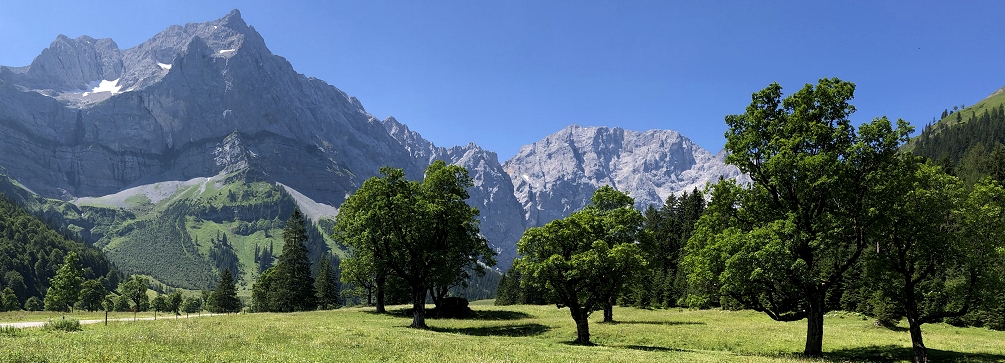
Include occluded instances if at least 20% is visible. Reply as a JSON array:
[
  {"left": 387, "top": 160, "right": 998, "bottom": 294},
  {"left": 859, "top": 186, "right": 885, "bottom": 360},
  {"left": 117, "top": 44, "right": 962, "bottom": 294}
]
[
  {"left": 625, "top": 189, "right": 705, "bottom": 309},
  {"left": 23, "top": 296, "right": 42, "bottom": 311},
  {"left": 113, "top": 294, "right": 131, "bottom": 312},
  {"left": 0, "top": 325, "right": 21, "bottom": 337},
  {"left": 448, "top": 267, "right": 502, "bottom": 302},
  {"left": 0, "top": 287, "right": 18, "bottom": 311},
  {"left": 207, "top": 232, "right": 240, "bottom": 280},
  {"left": 495, "top": 266, "right": 547, "bottom": 306},
  {"left": 167, "top": 291, "right": 183, "bottom": 315},
  {"left": 253, "top": 242, "right": 276, "bottom": 273},
  {"left": 119, "top": 275, "right": 150, "bottom": 313},
  {"left": 314, "top": 254, "right": 340, "bottom": 310},
  {"left": 335, "top": 161, "right": 496, "bottom": 328},
  {"left": 0, "top": 195, "right": 114, "bottom": 307},
  {"left": 515, "top": 187, "right": 647, "bottom": 344},
  {"left": 261, "top": 208, "right": 316, "bottom": 312},
  {"left": 103, "top": 201, "right": 217, "bottom": 290},
  {"left": 208, "top": 269, "right": 241, "bottom": 313},
  {"left": 912, "top": 95, "right": 1005, "bottom": 184},
  {"left": 151, "top": 295, "right": 168, "bottom": 313},
  {"left": 76, "top": 279, "right": 106, "bottom": 312},
  {"left": 684, "top": 78, "right": 911, "bottom": 357},
  {"left": 43, "top": 251, "right": 83, "bottom": 312},
  {"left": 181, "top": 296, "right": 202, "bottom": 316},
  {"left": 250, "top": 266, "right": 276, "bottom": 312},
  {"left": 95, "top": 179, "right": 305, "bottom": 290},
  {"left": 42, "top": 317, "right": 81, "bottom": 332}
]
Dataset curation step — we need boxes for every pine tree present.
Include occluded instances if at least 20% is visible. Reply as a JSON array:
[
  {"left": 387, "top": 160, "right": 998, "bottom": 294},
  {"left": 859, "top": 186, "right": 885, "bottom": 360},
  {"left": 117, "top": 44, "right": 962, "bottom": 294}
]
[
  {"left": 314, "top": 254, "right": 340, "bottom": 310},
  {"left": 269, "top": 208, "right": 316, "bottom": 312},
  {"left": 208, "top": 269, "right": 241, "bottom": 313},
  {"left": 44, "top": 251, "right": 83, "bottom": 312}
]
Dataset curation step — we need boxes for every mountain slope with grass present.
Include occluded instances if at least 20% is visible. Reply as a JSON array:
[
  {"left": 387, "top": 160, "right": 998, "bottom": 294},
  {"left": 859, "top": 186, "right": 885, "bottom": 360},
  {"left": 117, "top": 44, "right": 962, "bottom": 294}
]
[{"left": 911, "top": 85, "right": 1005, "bottom": 185}]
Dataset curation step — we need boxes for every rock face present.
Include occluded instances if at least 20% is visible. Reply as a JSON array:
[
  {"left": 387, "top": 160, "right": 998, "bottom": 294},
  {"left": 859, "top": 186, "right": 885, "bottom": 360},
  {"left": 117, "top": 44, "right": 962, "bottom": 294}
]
[
  {"left": 0, "top": 10, "right": 749, "bottom": 269},
  {"left": 383, "top": 117, "right": 525, "bottom": 268},
  {"left": 0, "top": 9, "right": 418, "bottom": 207},
  {"left": 503, "top": 125, "right": 748, "bottom": 228}
]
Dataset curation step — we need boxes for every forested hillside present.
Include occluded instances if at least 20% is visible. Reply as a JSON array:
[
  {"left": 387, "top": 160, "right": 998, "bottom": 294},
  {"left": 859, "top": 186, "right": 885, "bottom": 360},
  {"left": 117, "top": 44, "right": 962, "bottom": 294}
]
[
  {"left": 0, "top": 195, "right": 118, "bottom": 308},
  {"left": 912, "top": 87, "right": 1005, "bottom": 184},
  {"left": 90, "top": 175, "right": 335, "bottom": 290}
]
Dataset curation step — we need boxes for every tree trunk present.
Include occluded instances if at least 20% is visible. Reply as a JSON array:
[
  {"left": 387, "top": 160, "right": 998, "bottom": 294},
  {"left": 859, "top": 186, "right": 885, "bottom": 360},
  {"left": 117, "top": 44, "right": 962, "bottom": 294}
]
[
  {"left": 803, "top": 295, "right": 825, "bottom": 357},
  {"left": 906, "top": 303, "right": 928, "bottom": 363},
  {"left": 429, "top": 287, "right": 440, "bottom": 308},
  {"left": 410, "top": 287, "right": 427, "bottom": 329},
  {"left": 603, "top": 299, "right": 614, "bottom": 323},
  {"left": 375, "top": 273, "right": 386, "bottom": 313},
  {"left": 572, "top": 308, "right": 592, "bottom": 345}
]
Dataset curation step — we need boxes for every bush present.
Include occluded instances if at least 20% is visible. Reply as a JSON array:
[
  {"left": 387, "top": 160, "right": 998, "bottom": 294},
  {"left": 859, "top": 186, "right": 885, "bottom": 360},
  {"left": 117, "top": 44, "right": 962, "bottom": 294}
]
[
  {"left": 43, "top": 318, "right": 81, "bottom": 332},
  {"left": 23, "top": 296, "right": 43, "bottom": 311},
  {"left": 869, "top": 292, "right": 903, "bottom": 329}
]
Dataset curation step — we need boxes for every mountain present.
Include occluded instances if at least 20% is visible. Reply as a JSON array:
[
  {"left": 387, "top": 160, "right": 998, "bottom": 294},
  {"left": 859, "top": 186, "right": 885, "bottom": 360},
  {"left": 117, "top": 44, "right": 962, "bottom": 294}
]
[
  {"left": 0, "top": 10, "right": 749, "bottom": 288},
  {"left": 383, "top": 117, "right": 525, "bottom": 267},
  {"left": 0, "top": 9, "right": 419, "bottom": 206},
  {"left": 503, "top": 125, "right": 747, "bottom": 228}
]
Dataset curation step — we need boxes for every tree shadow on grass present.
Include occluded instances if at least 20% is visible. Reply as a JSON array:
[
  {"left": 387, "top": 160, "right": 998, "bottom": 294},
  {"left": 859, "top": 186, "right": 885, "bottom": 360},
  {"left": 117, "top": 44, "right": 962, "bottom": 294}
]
[
  {"left": 429, "top": 323, "right": 550, "bottom": 337},
  {"left": 365, "top": 307, "right": 532, "bottom": 321},
  {"left": 605, "top": 320, "right": 706, "bottom": 326},
  {"left": 619, "top": 345, "right": 695, "bottom": 353},
  {"left": 775, "top": 345, "right": 1005, "bottom": 363}
]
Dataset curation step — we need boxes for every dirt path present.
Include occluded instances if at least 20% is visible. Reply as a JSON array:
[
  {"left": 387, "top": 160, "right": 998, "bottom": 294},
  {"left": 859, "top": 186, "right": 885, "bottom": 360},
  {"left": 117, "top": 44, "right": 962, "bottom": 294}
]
[{"left": 0, "top": 313, "right": 221, "bottom": 328}]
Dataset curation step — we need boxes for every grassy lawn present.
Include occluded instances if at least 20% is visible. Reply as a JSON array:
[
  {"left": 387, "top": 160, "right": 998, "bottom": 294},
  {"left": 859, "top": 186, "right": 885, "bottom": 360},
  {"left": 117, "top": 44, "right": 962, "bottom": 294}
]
[{"left": 1, "top": 304, "right": 1002, "bottom": 362}]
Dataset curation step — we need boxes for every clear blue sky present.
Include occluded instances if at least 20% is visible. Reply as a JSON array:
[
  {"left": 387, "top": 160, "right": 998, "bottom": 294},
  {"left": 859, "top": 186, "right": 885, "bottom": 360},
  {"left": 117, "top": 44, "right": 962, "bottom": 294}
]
[{"left": 2, "top": 1, "right": 1003, "bottom": 161}]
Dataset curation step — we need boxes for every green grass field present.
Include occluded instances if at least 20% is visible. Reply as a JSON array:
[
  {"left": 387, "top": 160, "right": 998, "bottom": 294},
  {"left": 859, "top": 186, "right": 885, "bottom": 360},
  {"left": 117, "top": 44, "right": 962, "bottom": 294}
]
[{"left": 1, "top": 303, "right": 1002, "bottom": 362}]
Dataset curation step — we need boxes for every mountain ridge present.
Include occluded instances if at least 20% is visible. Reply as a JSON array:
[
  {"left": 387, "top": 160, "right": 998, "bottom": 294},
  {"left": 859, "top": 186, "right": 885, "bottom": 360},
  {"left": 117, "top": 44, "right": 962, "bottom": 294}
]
[{"left": 0, "top": 9, "right": 748, "bottom": 280}]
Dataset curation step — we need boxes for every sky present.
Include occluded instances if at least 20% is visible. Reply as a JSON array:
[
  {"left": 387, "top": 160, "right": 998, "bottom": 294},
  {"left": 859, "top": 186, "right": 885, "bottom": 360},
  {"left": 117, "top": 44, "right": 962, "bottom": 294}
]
[{"left": 1, "top": 1, "right": 1003, "bottom": 161}]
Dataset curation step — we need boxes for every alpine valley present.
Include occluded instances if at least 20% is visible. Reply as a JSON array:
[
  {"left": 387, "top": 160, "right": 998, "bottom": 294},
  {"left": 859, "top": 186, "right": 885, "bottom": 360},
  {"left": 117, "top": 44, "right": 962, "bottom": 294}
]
[{"left": 0, "top": 10, "right": 745, "bottom": 292}]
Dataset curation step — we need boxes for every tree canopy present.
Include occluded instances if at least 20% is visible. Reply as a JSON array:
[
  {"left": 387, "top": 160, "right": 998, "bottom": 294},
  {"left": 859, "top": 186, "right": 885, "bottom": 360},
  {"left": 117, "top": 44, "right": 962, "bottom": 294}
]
[
  {"left": 335, "top": 160, "right": 495, "bottom": 328},
  {"left": 683, "top": 78, "right": 911, "bottom": 357},
  {"left": 515, "top": 186, "right": 646, "bottom": 344},
  {"left": 119, "top": 275, "right": 149, "bottom": 319},
  {"left": 44, "top": 251, "right": 83, "bottom": 312},
  {"left": 208, "top": 268, "right": 241, "bottom": 313}
]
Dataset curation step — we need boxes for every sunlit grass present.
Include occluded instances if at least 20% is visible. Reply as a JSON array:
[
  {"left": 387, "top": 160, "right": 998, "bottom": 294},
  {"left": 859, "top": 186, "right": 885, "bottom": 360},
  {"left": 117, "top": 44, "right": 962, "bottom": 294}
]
[{"left": 0, "top": 304, "right": 1002, "bottom": 362}]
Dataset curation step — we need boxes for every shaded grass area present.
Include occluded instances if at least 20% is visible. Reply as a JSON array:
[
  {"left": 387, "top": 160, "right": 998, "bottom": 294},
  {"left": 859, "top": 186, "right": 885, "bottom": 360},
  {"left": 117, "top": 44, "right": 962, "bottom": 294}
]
[
  {"left": 373, "top": 306, "right": 533, "bottom": 321},
  {"left": 1, "top": 305, "right": 1003, "bottom": 362}
]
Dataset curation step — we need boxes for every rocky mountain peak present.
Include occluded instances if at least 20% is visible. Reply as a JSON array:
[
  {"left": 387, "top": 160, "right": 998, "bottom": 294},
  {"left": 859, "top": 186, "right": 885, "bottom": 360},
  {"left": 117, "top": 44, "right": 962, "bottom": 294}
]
[
  {"left": 218, "top": 9, "right": 249, "bottom": 31},
  {"left": 8, "top": 34, "right": 123, "bottom": 91},
  {"left": 504, "top": 125, "right": 745, "bottom": 227}
]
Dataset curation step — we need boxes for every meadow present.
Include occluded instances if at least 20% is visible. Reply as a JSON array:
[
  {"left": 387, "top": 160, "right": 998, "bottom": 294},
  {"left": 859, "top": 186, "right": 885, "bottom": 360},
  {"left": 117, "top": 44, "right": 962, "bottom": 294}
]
[{"left": 1, "top": 301, "right": 1003, "bottom": 362}]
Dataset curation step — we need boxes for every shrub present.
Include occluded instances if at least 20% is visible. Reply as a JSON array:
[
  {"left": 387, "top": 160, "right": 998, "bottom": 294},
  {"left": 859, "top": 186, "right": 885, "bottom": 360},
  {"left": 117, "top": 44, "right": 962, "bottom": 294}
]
[
  {"left": 23, "top": 296, "right": 43, "bottom": 311},
  {"left": 43, "top": 318, "right": 81, "bottom": 332}
]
